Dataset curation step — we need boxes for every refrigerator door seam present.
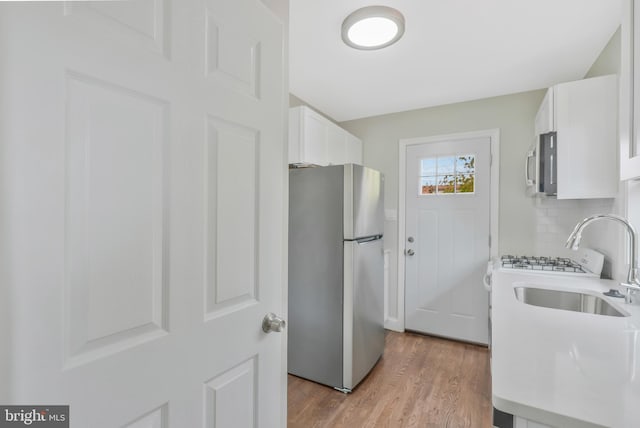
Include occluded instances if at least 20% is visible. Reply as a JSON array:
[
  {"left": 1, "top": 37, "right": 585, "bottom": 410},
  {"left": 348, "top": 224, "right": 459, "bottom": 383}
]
[{"left": 343, "top": 241, "right": 354, "bottom": 390}]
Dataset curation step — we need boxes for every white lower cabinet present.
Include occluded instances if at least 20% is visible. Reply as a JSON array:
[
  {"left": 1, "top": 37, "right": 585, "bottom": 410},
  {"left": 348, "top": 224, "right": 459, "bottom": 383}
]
[
  {"left": 514, "top": 416, "right": 552, "bottom": 428},
  {"left": 289, "top": 105, "right": 363, "bottom": 166},
  {"left": 494, "top": 415, "right": 553, "bottom": 428}
]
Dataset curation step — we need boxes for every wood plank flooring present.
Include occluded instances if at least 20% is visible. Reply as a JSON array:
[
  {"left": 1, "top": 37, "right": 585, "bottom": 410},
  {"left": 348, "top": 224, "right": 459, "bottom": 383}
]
[{"left": 287, "top": 331, "right": 492, "bottom": 428}]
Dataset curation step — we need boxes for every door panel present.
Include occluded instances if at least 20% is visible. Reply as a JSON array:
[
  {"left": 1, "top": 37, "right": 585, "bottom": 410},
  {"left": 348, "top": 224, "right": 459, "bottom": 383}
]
[
  {"left": 204, "top": 357, "right": 258, "bottom": 428},
  {"left": 124, "top": 405, "right": 168, "bottom": 428},
  {"left": 205, "top": 11, "right": 261, "bottom": 98},
  {"left": 65, "top": 72, "right": 168, "bottom": 366},
  {"left": 205, "top": 117, "right": 260, "bottom": 317},
  {"left": 404, "top": 138, "right": 490, "bottom": 344},
  {"left": 0, "top": 1, "right": 286, "bottom": 426},
  {"left": 63, "top": 0, "right": 169, "bottom": 57}
]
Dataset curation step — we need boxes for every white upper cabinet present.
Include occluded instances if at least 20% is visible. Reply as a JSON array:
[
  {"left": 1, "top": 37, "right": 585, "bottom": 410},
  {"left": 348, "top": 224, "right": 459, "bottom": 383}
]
[
  {"left": 289, "top": 106, "right": 363, "bottom": 166},
  {"left": 555, "top": 74, "right": 618, "bottom": 199},
  {"left": 534, "top": 88, "right": 554, "bottom": 135},
  {"left": 289, "top": 106, "right": 327, "bottom": 166},
  {"left": 327, "top": 124, "right": 347, "bottom": 165},
  {"left": 530, "top": 75, "right": 618, "bottom": 199},
  {"left": 345, "top": 133, "right": 363, "bottom": 165},
  {"left": 620, "top": 0, "right": 640, "bottom": 180}
]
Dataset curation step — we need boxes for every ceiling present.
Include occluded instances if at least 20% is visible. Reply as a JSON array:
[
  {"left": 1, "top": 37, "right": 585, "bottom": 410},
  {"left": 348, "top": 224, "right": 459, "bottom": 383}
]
[{"left": 289, "top": 0, "right": 621, "bottom": 122}]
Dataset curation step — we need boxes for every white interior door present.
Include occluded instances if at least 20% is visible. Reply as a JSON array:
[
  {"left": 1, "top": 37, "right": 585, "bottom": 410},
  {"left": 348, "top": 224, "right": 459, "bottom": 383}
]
[
  {"left": 404, "top": 137, "right": 490, "bottom": 344},
  {"left": 0, "top": 1, "right": 287, "bottom": 426}
]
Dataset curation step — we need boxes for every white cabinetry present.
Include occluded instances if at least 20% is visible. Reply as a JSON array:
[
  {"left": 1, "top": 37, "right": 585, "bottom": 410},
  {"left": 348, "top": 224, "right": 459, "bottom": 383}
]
[
  {"left": 345, "top": 133, "right": 363, "bottom": 164},
  {"left": 327, "top": 124, "right": 346, "bottom": 165},
  {"left": 621, "top": 0, "right": 640, "bottom": 180},
  {"left": 514, "top": 416, "right": 552, "bottom": 428},
  {"left": 289, "top": 106, "right": 363, "bottom": 166},
  {"left": 534, "top": 89, "right": 554, "bottom": 135},
  {"left": 555, "top": 74, "right": 618, "bottom": 198},
  {"left": 530, "top": 74, "right": 618, "bottom": 199}
]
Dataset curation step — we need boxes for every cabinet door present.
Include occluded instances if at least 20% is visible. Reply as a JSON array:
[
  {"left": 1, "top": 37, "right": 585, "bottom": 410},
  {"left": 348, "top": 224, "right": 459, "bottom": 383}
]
[
  {"left": 534, "top": 89, "right": 554, "bottom": 135},
  {"left": 302, "top": 109, "right": 329, "bottom": 166},
  {"left": 514, "top": 416, "right": 553, "bottom": 428},
  {"left": 555, "top": 75, "right": 618, "bottom": 198},
  {"left": 345, "top": 134, "right": 363, "bottom": 165},
  {"left": 621, "top": 0, "right": 640, "bottom": 180},
  {"left": 289, "top": 108, "right": 302, "bottom": 163},
  {"left": 289, "top": 106, "right": 358, "bottom": 166},
  {"left": 327, "top": 124, "right": 346, "bottom": 165}
]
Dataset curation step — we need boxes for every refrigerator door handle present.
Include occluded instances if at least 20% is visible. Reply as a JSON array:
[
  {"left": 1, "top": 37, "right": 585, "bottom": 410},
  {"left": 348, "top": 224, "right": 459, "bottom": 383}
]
[{"left": 353, "top": 235, "right": 383, "bottom": 244}]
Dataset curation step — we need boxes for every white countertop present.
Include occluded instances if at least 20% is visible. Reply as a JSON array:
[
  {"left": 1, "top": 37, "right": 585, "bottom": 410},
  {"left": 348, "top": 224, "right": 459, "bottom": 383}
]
[{"left": 491, "top": 266, "right": 640, "bottom": 428}]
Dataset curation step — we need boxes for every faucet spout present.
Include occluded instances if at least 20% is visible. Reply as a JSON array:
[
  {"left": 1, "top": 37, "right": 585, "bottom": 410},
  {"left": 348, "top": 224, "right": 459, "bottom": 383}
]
[
  {"left": 565, "top": 227, "right": 582, "bottom": 250},
  {"left": 565, "top": 214, "right": 640, "bottom": 302}
]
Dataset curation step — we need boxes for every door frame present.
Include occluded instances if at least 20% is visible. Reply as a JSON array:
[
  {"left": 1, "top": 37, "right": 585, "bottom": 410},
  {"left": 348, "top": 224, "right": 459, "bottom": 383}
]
[{"left": 395, "top": 129, "right": 500, "bottom": 332}]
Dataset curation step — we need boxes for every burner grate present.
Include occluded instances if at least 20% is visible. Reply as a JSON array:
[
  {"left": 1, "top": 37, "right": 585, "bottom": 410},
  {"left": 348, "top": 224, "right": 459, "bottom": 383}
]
[{"left": 500, "top": 255, "right": 586, "bottom": 274}]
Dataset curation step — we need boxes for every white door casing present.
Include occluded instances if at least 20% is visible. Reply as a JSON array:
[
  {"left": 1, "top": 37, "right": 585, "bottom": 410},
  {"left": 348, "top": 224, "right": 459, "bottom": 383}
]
[
  {"left": 398, "top": 130, "right": 499, "bottom": 341},
  {"left": 0, "top": 1, "right": 287, "bottom": 427}
]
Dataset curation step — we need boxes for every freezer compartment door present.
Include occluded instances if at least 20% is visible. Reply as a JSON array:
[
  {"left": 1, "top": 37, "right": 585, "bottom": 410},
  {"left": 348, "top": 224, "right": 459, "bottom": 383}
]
[
  {"left": 344, "top": 164, "right": 384, "bottom": 240},
  {"left": 343, "top": 238, "right": 385, "bottom": 390}
]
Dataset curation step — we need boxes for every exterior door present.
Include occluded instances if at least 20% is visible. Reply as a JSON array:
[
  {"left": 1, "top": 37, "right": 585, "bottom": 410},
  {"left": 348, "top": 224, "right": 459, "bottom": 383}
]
[
  {"left": 404, "top": 137, "right": 490, "bottom": 344},
  {"left": 0, "top": 1, "right": 287, "bottom": 427}
]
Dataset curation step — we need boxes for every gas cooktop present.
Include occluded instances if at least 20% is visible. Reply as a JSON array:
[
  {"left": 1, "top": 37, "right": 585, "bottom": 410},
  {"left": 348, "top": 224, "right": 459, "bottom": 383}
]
[
  {"left": 501, "top": 255, "right": 586, "bottom": 273},
  {"left": 498, "top": 249, "right": 604, "bottom": 277}
]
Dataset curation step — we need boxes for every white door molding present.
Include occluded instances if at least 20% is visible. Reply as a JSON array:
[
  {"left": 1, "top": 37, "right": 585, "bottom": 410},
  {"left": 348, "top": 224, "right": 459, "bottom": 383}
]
[{"left": 396, "top": 129, "right": 500, "bottom": 332}]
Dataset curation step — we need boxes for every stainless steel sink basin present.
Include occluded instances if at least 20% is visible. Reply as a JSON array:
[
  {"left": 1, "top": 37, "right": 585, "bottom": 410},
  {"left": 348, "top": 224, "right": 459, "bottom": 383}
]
[{"left": 514, "top": 286, "right": 628, "bottom": 317}]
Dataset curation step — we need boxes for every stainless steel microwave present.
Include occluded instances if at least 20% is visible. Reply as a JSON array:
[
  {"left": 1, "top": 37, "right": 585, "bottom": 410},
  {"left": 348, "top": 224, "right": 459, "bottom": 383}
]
[{"left": 525, "top": 132, "right": 557, "bottom": 196}]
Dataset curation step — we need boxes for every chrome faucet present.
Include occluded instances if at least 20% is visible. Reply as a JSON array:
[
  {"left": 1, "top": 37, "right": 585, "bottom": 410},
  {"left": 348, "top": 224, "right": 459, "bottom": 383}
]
[{"left": 565, "top": 214, "right": 640, "bottom": 304}]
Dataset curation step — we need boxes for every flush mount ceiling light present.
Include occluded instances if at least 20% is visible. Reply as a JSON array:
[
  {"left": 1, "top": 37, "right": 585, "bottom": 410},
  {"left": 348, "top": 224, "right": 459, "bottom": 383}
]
[{"left": 341, "top": 5, "right": 405, "bottom": 50}]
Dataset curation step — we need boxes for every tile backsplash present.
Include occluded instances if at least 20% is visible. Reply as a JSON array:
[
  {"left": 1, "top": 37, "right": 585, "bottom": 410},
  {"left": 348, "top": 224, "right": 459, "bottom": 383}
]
[{"left": 533, "top": 196, "right": 620, "bottom": 278}]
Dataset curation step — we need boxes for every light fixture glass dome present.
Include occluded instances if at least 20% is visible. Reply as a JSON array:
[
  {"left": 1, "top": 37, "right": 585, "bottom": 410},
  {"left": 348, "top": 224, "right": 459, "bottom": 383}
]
[{"left": 341, "top": 6, "right": 405, "bottom": 50}]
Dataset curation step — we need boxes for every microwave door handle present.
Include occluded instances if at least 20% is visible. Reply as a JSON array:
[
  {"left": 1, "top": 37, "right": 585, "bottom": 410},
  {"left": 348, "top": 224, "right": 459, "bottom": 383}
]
[{"left": 525, "top": 149, "right": 535, "bottom": 186}]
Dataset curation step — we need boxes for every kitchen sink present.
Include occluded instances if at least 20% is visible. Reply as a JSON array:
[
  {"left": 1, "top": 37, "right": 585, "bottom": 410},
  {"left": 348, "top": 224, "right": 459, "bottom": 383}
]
[{"left": 514, "top": 286, "right": 629, "bottom": 317}]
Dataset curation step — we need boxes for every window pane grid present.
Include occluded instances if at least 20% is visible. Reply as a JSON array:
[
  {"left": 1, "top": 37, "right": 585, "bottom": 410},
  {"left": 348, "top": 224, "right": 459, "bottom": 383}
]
[{"left": 419, "top": 154, "right": 475, "bottom": 195}]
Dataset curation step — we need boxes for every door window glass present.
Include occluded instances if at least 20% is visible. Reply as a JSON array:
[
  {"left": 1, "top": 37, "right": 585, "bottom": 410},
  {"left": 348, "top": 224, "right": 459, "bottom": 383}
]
[{"left": 420, "top": 155, "right": 475, "bottom": 195}]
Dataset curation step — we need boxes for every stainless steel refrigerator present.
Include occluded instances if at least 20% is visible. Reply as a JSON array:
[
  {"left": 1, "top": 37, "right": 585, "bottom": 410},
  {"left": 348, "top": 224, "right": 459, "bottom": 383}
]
[{"left": 288, "top": 164, "right": 384, "bottom": 393}]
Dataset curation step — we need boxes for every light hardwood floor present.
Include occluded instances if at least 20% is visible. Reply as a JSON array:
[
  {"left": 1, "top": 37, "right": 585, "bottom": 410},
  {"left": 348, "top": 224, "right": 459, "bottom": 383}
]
[{"left": 288, "top": 331, "right": 492, "bottom": 428}]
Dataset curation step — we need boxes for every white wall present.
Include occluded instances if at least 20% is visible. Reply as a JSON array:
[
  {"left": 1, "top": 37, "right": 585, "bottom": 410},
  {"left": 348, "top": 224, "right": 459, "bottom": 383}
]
[
  {"left": 338, "top": 26, "right": 628, "bottom": 330},
  {"left": 340, "top": 91, "right": 544, "bottom": 328}
]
